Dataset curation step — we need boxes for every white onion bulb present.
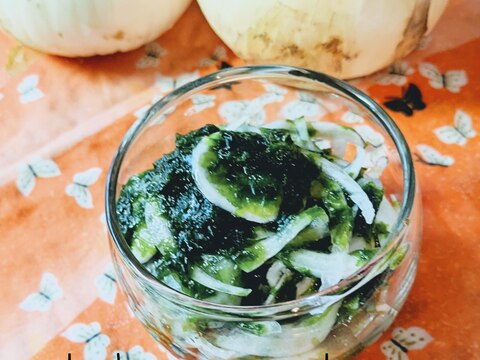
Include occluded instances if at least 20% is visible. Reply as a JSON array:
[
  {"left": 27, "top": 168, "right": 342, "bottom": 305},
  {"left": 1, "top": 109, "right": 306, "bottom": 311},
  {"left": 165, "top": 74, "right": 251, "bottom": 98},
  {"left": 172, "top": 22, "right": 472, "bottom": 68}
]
[
  {"left": 197, "top": 0, "right": 448, "bottom": 79},
  {"left": 0, "top": 0, "right": 191, "bottom": 57}
]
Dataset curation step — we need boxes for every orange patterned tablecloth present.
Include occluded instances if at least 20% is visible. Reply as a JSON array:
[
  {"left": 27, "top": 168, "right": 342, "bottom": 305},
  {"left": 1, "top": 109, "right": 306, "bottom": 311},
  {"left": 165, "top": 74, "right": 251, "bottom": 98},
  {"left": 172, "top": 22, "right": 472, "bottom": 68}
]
[{"left": 0, "top": 2, "right": 479, "bottom": 359}]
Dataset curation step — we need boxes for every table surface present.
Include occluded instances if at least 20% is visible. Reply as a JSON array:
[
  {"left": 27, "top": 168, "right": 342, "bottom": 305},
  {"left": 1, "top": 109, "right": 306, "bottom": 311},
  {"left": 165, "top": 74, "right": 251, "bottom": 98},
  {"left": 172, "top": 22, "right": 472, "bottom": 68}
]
[{"left": 0, "top": 2, "right": 479, "bottom": 359}]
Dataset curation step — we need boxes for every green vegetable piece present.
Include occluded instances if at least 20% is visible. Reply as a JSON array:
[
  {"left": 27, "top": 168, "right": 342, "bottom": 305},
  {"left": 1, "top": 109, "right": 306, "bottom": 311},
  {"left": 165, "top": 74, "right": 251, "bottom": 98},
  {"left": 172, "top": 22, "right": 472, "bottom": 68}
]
[
  {"left": 350, "top": 248, "right": 378, "bottom": 266},
  {"left": 311, "top": 177, "right": 353, "bottom": 253},
  {"left": 308, "top": 153, "right": 375, "bottom": 224},
  {"left": 129, "top": 197, "right": 176, "bottom": 264},
  {"left": 288, "top": 207, "right": 330, "bottom": 248},
  {"left": 251, "top": 226, "right": 275, "bottom": 241},
  {"left": 190, "top": 255, "right": 251, "bottom": 299},
  {"left": 191, "top": 131, "right": 282, "bottom": 223},
  {"left": 238, "top": 321, "right": 282, "bottom": 336},
  {"left": 354, "top": 181, "right": 392, "bottom": 247},
  {"left": 338, "top": 294, "right": 362, "bottom": 323},
  {"left": 286, "top": 117, "right": 319, "bottom": 151},
  {"left": 388, "top": 244, "right": 409, "bottom": 270},
  {"left": 116, "top": 170, "right": 162, "bottom": 233},
  {"left": 358, "top": 177, "right": 384, "bottom": 212},
  {"left": 198, "top": 254, "right": 242, "bottom": 285},
  {"left": 130, "top": 223, "right": 157, "bottom": 263},
  {"left": 144, "top": 198, "right": 176, "bottom": 257},
  {"left": 236, "top": 206, "right": 324, "bottom": 272}
]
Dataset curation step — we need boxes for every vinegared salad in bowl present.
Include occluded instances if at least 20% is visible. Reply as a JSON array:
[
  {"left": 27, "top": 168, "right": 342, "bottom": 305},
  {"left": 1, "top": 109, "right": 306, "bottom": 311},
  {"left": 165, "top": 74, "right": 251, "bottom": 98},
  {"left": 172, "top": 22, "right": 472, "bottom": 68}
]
[{"left": 106, "top": 65, "right": 421, "bottom": 359}]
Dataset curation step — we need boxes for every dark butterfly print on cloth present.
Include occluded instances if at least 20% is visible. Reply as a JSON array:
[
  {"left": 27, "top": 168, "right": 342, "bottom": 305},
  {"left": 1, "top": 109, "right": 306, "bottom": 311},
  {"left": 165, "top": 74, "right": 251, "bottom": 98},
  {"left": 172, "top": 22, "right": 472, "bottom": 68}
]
[
  {"left": 383, "top": 83, "right": 426, "bottom": 116},
  {"left": 212, "top": 61, "right": 240, "bottom": 91}
]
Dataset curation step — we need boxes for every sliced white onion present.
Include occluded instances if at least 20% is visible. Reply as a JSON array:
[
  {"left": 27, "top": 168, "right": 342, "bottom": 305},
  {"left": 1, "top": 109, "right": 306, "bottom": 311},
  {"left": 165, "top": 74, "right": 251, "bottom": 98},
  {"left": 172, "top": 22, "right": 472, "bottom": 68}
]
[
  {"left": 191, "top": 267, "right": 252, "bottom": 297},
  {"left": 344, "top": 146, "right": 366, "bottom": 179},
  {"left": 311, "top": 156, "right": 375, "bottom": 224},
  {"left": 288, "top": 250, "right": 360, "bottom": 290}
]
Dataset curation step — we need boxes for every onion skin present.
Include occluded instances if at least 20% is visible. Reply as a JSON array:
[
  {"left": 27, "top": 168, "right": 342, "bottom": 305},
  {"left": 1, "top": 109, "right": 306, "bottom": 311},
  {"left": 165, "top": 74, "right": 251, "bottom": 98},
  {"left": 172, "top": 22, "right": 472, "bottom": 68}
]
[
  {"left": 0, "top": 0, "right": 191, "bottom": 57},
  {"left": 197, "top": 0, "right": 448, "bottom": 79}
]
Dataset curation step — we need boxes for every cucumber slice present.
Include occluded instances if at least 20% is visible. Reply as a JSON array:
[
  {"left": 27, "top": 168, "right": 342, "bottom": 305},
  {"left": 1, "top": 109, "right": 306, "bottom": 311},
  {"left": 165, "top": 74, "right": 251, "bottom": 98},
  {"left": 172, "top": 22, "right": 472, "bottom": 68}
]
[
  {"left": 286, "top": 250, "right": 360, "bottom": 290},
  {"left": 198, "top": 254, "right": 242, "bottom": 285},
  {"left": 311, "top": 177, "right": 353, "bottom": 253},
  {"left": 350, "top": 248, "right": 378, "bottom": 266},
  {"left": 162, "top": 274, "right": 187, "bottom": 294},
  {"left": 191, "top": 132, "right": 281, "bottom": 223},
  {"left": 308, "top": 153, "right": 375, "bottom": 224},
  {"left": 192, "top": 255, "right": 251, "bottom": 298},
  {"left": 130, "top": 223, "right": 157, "bottom": 263},
  {"left": 144, "top": 199, "right": 176, "bottom": 257},
  {"left": 129, "top": 197, "right": 175, "bottom": 263},
  {"left": 388, "top": 244, "right": 409, "bottom": 270},
  {"left": 235, "top": 206, "right": 324, "bottom": 272},
  {"left": 191, "top": 267, "right": 252, "bottom": 297},
  {"left": 288, "top": 209, "right": 330, "bottom": 248},
  {"left": 251, "top": 226, "right": 275, "bottom": 241}
]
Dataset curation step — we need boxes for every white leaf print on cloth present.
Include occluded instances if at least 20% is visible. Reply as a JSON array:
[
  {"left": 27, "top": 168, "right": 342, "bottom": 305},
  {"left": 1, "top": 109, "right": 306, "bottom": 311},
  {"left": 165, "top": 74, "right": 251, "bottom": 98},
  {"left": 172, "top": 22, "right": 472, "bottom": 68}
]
[
  {"left": 65, "top": 168, "right": 102, "bottom": 209},
  {"left": 150, "top": 106, "right": 175, "bottom": 126},
  {"left": 219, "top": 99, "right": 266, "bottom": 128},
  {"left": 95, "top": 264, "right": 117, "bottom": 304},
  {"left": 416, "top": 145, "right": 454, "bottom": 167},
  {"left": 16, "top": 157, "right": 61, "bottom": 197},
  {"left": 419, "top": 62, "right": 468, "bottom": 93},
  {"left": 17, "top": 74, "right": 44, "bottom": 104},
  {"left": 112, "top": 345, "right": 156, "bottom": 360},
  {"left": 364, "top": 145, "right": 389, "bottom": 178},
  {"left": 354, "top": 125, "right": 385, "bottom": 147},
  {"left": 136, "top": 42, "right": 166, "bottom": 69},
  {"left": 62, "top": 322, "right": 110, "bottom": 360},
  {"left": 19, "top": 272, "right": 63, "bottom": 312},
  {"left": 434, "top": 109, "right": 476, "bottom": 146},
  {"left": 185, "top": 94, "right": 216, "bottom": 116},
  {"left": 341, "top": 111, "right": 365, "bottom": 124},
  {"left": 381, "top": 326, "right": 433, "bottom": 360},
  {"left": 374, "top": 61, "right": 414, "bottom": 86},
  {"left": 281, "top": 91, "right": 324, "bottom": 119},
  {"left": 155, "top": 71, "right": 200, "bottom": 93},
  {"left": 258, "top": 84, "right": 289, "bottom": 104}
]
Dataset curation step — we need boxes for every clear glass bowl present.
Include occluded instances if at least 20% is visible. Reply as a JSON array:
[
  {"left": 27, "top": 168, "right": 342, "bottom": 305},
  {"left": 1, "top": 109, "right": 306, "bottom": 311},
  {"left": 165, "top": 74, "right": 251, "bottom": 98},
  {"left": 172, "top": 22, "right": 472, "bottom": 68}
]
[{"left": 105, "top": 65, "right": 422, "bottom": 359}]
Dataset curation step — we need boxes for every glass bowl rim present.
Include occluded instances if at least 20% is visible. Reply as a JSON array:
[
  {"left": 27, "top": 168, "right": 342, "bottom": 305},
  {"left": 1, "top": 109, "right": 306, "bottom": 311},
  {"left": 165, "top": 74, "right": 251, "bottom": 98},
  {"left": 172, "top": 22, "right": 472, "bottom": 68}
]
[{"left": 105, "top": 65, "right": 416, "bottom": 316}]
